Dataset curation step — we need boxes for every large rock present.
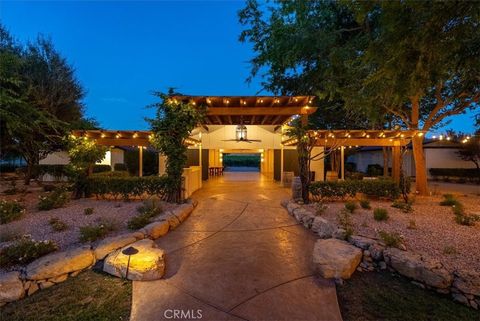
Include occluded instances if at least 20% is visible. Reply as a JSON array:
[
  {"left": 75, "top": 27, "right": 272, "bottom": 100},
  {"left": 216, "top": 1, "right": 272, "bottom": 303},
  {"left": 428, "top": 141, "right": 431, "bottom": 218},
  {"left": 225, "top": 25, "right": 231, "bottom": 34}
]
[
  {"left": 453, "top": 270, "right": 480, "bottom": 296},
  {"left": 311, "top": 216, "right": 335, "bottom": 239},
  {"left": 293, "top": 208, "right": 314, "bottom": 225},
  {"left": 384, "top": 248, "right": 452, "bottom": 289},
  {"left": 26, "top": 247, "right": 95, "bottom": 280},
  {"left": 155, "top": 212, "right": 181, "bottom": 229},
  {"left": 94, "top": 233, "right": 141, "bottom": 260},
  {"left": 171, "top": 203, "right": 193, "bottom": 222},
  {"left": 286, "top": 202, "right": 301, "bottom": 215},
  {"left": 0, "top": 272, "right": 24, "bottom": 305},
  {"left": 348, "top": 235, "right": 378, "bottom": 250},
  {"left": 313, "top": 239, "right": 362, "bottom": 279},
  {"left": 103, "top": 239, "right": 165, "bottom": 281},
  {"left": 142, "top": 221, "right": 170, "bottom": 239}
]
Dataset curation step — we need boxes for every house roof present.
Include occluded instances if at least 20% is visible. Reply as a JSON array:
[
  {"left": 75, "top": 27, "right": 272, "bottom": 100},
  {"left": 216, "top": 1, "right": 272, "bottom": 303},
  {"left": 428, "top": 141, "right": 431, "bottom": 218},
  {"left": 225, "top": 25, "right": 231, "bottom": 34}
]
[{"left": 171, "top": 95, "right": 317, "bottom": 126}]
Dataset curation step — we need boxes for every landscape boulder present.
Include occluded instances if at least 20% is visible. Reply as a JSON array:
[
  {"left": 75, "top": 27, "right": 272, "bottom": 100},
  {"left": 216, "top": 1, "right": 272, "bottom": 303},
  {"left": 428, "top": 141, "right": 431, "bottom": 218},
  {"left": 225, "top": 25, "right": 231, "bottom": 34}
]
[
  {"left": 311, "top": 216, "right": 335, "bottom": 239},
  {"left": 348, "top": 235, "right": 377, "bottom": 250},
  {"left": 142, "top": 221, "right": 170, "bottom": 239},
  {"left": 26, "top": 246, "right": 95, "bottom": 280},
  {"left": 172, "top": 203, "right": 193, "bottom": 222},
  {"left": 313, "top": 239, "right": 362, "bottom": 279},
  {"left": 103, "top": 239, "right": 166, "bottom": 281},
  {"left": 0, "top": 272, "right": 24, "bottom": 305},
  {"left": 384, "top": 248, "right": 452, "bottom": 289},
  {"left": 453, "top": 270, "right": 480, "bottom": 296},
  {"left": 94, "top": 233, "right": 140, "bottom": 260}
]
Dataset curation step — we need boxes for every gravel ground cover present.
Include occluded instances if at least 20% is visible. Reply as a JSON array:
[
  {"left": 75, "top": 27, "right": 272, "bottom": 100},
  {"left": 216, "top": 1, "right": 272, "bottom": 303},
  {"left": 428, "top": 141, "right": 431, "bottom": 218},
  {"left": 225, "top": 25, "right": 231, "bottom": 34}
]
[{"left": 307, "top": 193, "right": 480, "bottom": 273}]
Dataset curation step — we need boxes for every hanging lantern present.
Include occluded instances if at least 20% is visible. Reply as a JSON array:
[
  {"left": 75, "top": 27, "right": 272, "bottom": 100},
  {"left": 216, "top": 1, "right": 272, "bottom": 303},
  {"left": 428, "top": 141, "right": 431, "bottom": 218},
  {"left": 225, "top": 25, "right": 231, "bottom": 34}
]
[{"left": 236, "top": 125, "right": 247, "bottom": 141}]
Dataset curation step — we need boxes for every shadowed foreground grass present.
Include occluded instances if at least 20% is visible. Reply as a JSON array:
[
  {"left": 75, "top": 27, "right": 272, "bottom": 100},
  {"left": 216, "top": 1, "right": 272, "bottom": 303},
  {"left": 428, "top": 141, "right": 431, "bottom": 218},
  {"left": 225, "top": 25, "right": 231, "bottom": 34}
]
[
  {"left": 337, "top": 271, "right": 478, "bottom": 321},
  {"left": 0, "top": 270, "right": 131, "bottom": 321}
]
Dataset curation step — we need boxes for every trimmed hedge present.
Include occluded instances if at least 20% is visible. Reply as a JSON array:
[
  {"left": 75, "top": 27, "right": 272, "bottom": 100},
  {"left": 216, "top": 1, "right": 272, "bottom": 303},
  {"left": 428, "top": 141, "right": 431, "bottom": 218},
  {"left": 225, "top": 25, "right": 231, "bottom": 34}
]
[
  {"left": 87, "top": 176, "right": 171, "bottom": 200},
  {"left": 309, "top": 179, "right": 400, "bottom": 201},
  {"left": 114, "top": 163, "right": 128, "bottom": 171},
  {"left": 429, "top": 168, "right": 479, "bottom": 182}
]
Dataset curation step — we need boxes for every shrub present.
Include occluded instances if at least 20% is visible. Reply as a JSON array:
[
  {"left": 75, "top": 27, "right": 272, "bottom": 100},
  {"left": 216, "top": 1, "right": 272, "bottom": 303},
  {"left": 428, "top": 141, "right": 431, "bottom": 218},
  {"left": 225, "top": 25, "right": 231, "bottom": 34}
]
[
  {"left": 42, "top": 184, "right": 57, "bottom": 192},
  {"left": 454, "top": 214, "right": 476, "bottom": 226},
  {"left": 127, "top": 201, "right": 163, "bottom": 230},
  {"left": 378, "top": 230, "right": 402, "bottom": 248},
  {"left": 366, "top": 164, "right": 384, "bottom": 177},
  {"left": 87, "top": 176, "right": 170, "bottom": 201},
  {"left": 84, "top": 207, "right": 94, "bottom": 215},
  {"left": 345, "top": 201, "right": 357, "bottom": 213},
  {"left": 38, "top": 188, "right": 70, "bottom": 211},
  {"left": 49, "top": 217, "right": 68, "bottom": 232},
  {"left": 314, "top": 202, "right": 327, "bottom": 216},
  {"left": 359, "top": 199, "right": 371, "bottom": 209},
  {"left": 79, "top": 219, "right": 117, "bottom": 243},
  {"left": 91, "top": 171, "right": 130, "bottom": 178},
  {"left": 3, "top": 180, "right": 20, "bottom": 195},
  {"left": 429, "top": 168, "right": 479, "bottom": 183},
  {"left": 0, "top": 200, "right": 25, "bottom": 224},
  {"left": 392, "top": 200, "right": 414, "bottom": 213},
  {"left": 114, "top": 163, "right": 128, "bottom": 171},
  {"left": 373, "top": 208, "right": 389, "bottom": 221},
  {"left": 92, "top": 165, "right": 112, "bottom": 173},
  {"left": 0, "top": 236, "right": 57, "bottom": 267},
  {"left": 309, "top": 179, "right": 399, "bottom": 201},
  {"left": 337, "top": 210, "right": 354, "bottom": 238},
  {"left": 407, "top": 220, "right": 417, "bottom": 230},
  {"left": 440, "top": 194, "right": 460, "bottom": 206},
  {"left": 443, "top": 246, "right": 457, "bottom": 255}
]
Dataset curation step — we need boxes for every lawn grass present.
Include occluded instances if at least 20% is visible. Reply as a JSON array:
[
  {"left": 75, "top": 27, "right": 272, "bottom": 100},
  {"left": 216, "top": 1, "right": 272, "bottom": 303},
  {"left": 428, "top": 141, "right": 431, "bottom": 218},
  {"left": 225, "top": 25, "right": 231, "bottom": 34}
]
[
  {"left": 0, "top": 270, "right": 131, "bottom": 321},
  {"left": 336, "top": 271, "right": 478, "bottom": 321}
]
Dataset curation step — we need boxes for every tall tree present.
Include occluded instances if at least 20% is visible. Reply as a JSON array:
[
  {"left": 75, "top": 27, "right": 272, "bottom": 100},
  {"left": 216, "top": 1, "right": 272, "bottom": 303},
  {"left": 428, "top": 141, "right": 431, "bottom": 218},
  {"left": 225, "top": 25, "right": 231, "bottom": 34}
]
[{"left": 239, "top": 1, "right": 480, "bottom": 195}]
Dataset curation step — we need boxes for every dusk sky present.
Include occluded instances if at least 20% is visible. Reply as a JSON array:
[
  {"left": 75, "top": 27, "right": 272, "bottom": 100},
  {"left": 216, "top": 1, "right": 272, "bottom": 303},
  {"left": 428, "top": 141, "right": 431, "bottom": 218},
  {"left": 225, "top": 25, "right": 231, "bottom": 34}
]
[{"left": 1, "top": 1, "right": 477, "bottom": 134}]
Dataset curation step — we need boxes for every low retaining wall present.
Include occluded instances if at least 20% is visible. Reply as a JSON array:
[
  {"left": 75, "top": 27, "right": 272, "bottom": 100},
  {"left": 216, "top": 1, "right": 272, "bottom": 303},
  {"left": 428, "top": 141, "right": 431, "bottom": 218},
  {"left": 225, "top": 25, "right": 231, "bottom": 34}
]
[
  {"left": 282, "top": 199, "right": 480, "bottom": 310},
  {"left": 0, "top": 201, "right": 197, "bottom": 307}
]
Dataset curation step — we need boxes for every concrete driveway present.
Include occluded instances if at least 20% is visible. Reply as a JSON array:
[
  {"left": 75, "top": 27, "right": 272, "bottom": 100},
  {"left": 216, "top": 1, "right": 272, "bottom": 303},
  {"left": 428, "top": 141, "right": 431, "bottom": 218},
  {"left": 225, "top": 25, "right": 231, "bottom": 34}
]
[{"left": 131, "top": 172, "right": 342, "bottom": 321}]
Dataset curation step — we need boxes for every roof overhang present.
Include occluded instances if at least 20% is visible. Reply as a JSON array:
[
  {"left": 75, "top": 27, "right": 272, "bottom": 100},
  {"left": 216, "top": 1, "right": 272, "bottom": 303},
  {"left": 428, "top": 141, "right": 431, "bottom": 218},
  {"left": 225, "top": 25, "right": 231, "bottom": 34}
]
[
  {"left": 281, "top": 129, "right": 424, "bottom": 147},
  {"left": 171, "top": 95, "right": 317, "bottom": 126}
]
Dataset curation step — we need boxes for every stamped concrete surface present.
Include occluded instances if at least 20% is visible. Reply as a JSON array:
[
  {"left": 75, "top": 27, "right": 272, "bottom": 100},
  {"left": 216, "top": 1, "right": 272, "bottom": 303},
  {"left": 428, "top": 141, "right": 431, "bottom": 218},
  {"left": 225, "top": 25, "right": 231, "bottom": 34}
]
[{"left": 131, "top": 172, "right": 342, "bottom": 321}]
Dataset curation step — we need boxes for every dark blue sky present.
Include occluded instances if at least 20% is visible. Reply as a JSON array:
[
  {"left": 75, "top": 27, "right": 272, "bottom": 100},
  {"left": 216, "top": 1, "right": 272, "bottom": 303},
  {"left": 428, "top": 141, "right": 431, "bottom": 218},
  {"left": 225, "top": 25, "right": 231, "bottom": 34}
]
[{"left": 1, "top": 1, "right": 476, "bottom": 134}]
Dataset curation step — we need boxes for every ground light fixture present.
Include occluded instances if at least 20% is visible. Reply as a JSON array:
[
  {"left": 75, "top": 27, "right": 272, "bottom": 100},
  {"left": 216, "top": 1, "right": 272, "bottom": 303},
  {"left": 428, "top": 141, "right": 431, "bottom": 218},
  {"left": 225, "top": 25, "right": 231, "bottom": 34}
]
[{"left": 121, "top": 246, "right": 139, "bottom": 279}]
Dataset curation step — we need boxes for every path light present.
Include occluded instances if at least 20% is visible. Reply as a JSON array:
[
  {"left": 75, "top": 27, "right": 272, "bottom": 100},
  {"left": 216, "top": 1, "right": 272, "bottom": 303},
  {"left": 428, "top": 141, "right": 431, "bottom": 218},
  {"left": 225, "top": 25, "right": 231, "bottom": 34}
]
[{"left": 121, "top": 246, "right": 139, "bottom": 280}]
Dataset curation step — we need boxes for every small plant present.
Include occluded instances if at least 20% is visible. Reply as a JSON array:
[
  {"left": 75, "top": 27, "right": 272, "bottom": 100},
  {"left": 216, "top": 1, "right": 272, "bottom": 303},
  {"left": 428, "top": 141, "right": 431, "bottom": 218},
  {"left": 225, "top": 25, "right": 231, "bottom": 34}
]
[
  {"left": 373, "top": 208, "right": 389, "bottom": 221},
  {"left": 0, "top": 200, "right": 25, "bottom": 224},
  {"left": 392, "top": 199, "right": 413, "bottom": 213},
  {"left": 407, "top": 219, "right": 417, "bottom": 230},
  {"left": 337, "top": 209, "right": 354, "bottom": 238},
  {"left": 49, "top": 217, "right": 68, "bottom": 232},
  {"left": 440, "top": 194, "right": 460, "bottom": 206},
  {"left": 0, "top": 236, "right": 57, "bottom": 267},
  {"left": 84, "top": 207, "right": 94, "bottom": 215},
  {"left": 378, "top": 230, "right": 402, "bottom": 248},
  {"left": 359, "top": 199, "right": 371, "bottom": 210},
  {"left": 443, "top": 246, "right": 457, "bottom": 255},
  {"left": 3, "top": 180, "right": 18, "bottom": 195},
  {"left": 454, "top": 214, "right": 476, "bottom": 226},
  {"left": 127, "top": 201, "right": 163, "bottom": 230},
  {"left": 79, "top": 219, "right": 117, "bottom": 243},
  {"left": 344, "top": 201, "right": 357, "bottom": 213},
  {"left": 452, "top": 203, "right": 465, "bottom": 216},
  {"left": 38, "top": 188, "right": 70, "bottom": 211},
  {"left": 314, "top": 202, "right": 327, "bottom": 215}
]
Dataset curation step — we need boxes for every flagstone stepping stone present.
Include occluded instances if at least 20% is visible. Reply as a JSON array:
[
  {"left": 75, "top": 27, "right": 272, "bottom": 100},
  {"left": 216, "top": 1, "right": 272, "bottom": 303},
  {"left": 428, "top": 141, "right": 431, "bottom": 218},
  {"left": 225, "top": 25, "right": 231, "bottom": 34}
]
[
  {"left": 103, "top": 239, "right": 166, "bottom": 281},
  {"left": 313, "top": 239, "right": 362, "bottom": 279}
]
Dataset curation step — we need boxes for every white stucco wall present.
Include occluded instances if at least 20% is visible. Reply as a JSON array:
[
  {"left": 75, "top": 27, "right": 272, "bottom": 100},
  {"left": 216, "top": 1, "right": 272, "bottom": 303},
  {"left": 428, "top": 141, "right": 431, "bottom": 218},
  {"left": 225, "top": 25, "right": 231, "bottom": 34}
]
[
  {"left": 40, "top": 151, "right": 70, "bottom": 165},
  {"left": 40, "top": 148, "right": 124, "bottom": 168}
]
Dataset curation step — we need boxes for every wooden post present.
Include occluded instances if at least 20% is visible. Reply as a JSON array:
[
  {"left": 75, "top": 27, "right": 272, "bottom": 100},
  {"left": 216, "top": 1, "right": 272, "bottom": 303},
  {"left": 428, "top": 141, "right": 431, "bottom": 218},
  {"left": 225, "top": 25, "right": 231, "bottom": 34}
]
[
  {"left": 392, "top": 144, "right": 401, "bottom": 184},
  {"left": 340, "top": 146, "right": 345, "bottom": 180},
  {"left": 139, "top": 146, "right": 143, "bottom": 177}
]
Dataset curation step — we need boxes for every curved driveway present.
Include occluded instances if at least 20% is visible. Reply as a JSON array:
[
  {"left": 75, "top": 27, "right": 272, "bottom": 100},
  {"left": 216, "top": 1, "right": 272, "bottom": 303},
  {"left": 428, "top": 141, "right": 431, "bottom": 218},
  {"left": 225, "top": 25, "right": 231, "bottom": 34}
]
[{"left": 131, "top": 172, "right": 342, "bottom": 321}]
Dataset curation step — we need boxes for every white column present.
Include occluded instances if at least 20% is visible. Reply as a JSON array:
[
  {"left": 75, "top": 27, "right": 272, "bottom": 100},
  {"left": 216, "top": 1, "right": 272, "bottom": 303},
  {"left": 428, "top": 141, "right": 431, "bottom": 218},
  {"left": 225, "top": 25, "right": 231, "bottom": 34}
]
[
  {"left": 280, "top": 146, "right": 284, "bottom": 182},
  {"left": 340, "top": 146, "right": 345, "bottom": 180},
  {"left": 138, "top": 146, "right": 143, "bottom": 177}
]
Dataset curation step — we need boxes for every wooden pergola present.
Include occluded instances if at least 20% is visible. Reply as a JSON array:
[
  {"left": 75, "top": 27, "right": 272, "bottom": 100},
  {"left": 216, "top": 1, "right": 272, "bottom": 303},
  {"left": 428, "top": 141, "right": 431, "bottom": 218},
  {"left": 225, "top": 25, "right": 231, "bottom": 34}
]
[
  {"left": 171, "top": 95, "right": 318, "bottom": 126},
  {"left": 281, "top": 129, "right": 425, "bottom": 183}
]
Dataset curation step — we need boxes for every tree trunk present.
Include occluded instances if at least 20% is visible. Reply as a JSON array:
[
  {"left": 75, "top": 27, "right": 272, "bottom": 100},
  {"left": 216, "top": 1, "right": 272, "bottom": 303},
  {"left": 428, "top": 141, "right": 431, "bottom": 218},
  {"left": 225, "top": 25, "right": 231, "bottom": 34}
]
[
  {"left": 24, "top": 160, "right": 33, "bottom": 185},
  {"left": 412, "top": 135, "right": 428, "bottom": 195},
  {"left": 297, "top": 143, "right": 310, "bottom": 204}
]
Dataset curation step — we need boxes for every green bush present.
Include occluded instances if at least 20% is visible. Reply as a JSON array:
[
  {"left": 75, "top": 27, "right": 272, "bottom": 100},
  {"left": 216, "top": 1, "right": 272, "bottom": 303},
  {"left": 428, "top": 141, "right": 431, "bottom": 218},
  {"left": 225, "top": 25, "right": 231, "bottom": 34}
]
[
  {"left": 127, "top": 201, "right": 163, "bottom": 230},
  {"left": 314, "top": 202, "right": 327, "bottom": 215},
  {"left": 454, "top": 214, "right": 476, "bottom": 226},
  {"left": 373, "top": 208, "right": 389, "bottom": 221},
  {"left": 0, "top": 236, "right": 57, "bottom": 267},
  {"left": 429, "top": 168, "right": 479, "bottom": 182},
  {"left": 310, "top": 179, "right": 400, "bottom": 201},
  {"left": 378, "top": 230, "right": 402, "bottom": 248},
  {"left": 38, "top": 188, "right": 70, "bottom": 211},
  {"left": 0, "top": 200, "right": 25, "bottom": 224},
  {"left": 114, "top": 163, "right": 128, "bottom": 171},
  {"left": 79, "top": 219, "right": 117, "bottom": 243},
  {"left": 392, "top": 200, "right": 413, "bottom": 213},
  {"left": 91, "top": 171, "right": 130, "bottom": 178},
  {"left": 359, "top": 199, "right": 371, "bottom": 209},
  {"left": 366, "top": 164, "right": 384, "bottom": 177},
  {"left": 345, "top": 201, "right": 357, "bottom": 213},
  {"left": 87, "top": 176, "right": 170, "bottom": 201},
  {"left": 18, "top": 165, "right": 69, "bottom": 180},
  {"left": 440, "top": 194, "right": 460, "bottom": 206},
  {"left": 92, "top": 165, "right": 112, "bottom": 173},
  {"left": 49, "top": 217, "right": 68, "bottom": 232},
  {"left": 337, "top": 210, "right": 354, "bottom": 238},
  {"left": 84, "top": 207, "right": 94, "bottom": 215}
]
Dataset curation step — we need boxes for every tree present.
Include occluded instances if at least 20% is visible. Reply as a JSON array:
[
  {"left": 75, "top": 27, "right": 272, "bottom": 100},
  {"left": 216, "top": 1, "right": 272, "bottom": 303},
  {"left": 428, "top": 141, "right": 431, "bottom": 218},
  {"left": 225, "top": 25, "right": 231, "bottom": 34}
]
[
  {"left": 67, "top": 135, "right": 107, "bottom": 198},
  {"left": 147, "top": 92, "right": 205, "bottom": 203},
  {"left": 0, "top": 25, "right": 87, "bottom": 184},
  {"left": 239, "top": 1, "right": 480, "bottom": 195}
]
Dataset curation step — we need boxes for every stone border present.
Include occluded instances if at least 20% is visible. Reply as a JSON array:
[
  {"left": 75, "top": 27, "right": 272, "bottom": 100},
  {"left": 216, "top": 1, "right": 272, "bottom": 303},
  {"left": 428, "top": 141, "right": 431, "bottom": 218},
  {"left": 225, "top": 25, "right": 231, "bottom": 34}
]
[
  {"left": 282, "top": 199, "right": 480, "bottom": 310},
  {"left": 0, "top": 200, "right": 197, "bottom": 307}
]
